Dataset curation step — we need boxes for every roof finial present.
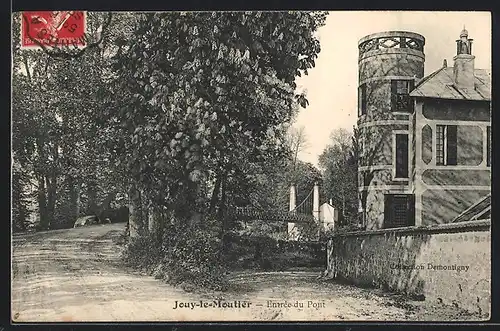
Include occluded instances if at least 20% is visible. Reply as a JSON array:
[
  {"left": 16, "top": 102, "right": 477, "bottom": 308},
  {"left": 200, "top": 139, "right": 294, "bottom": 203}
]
[{"left": 460, "top": 25, "right": 468, "bottom": 38}]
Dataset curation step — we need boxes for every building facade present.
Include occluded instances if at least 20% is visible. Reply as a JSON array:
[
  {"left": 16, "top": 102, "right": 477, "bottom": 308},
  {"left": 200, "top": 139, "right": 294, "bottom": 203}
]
[
  {"left": 357, "top": 29, "right": 491, "bottom": 229},
  {"left": 319, "top": 201, "right": 339, "bottom": 231}
]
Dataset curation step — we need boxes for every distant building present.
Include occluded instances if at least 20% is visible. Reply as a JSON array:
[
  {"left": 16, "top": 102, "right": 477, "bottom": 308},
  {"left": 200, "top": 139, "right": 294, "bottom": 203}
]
[
  {"left": 319, "top": 200, "right": 339, "bottom": 231},
  {"left": 357, "top": 28, "right": 491, "bottom": 230}
]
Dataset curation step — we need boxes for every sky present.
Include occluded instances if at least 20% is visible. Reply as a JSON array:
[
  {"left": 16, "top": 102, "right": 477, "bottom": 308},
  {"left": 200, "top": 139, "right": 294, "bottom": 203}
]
[{"left": 294, "top": 11, "right": 491, "bottom": 167}]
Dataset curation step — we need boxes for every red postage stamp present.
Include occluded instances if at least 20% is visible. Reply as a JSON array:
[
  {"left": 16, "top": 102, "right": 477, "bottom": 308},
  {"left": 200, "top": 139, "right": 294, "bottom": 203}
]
[{"left": 21, "top": 11, "right": 87, "bottom": 49}]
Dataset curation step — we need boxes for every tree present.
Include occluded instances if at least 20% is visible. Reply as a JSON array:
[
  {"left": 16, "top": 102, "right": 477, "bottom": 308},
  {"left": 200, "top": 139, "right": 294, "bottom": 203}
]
[
  {"left": 319, "top": 127, "right": 358, "bottom": 226},
  {"left": 286, "top": 125, "right": 311, "bottom": 182},
  {"left": 11, "top": 12, "right": 133, "bottom": 230},
  {"left": 107, "top": 11, "right": 328, "bottom": 239},
  {"left": 11, "top": 154, "right": 30, "bottom": 232}
]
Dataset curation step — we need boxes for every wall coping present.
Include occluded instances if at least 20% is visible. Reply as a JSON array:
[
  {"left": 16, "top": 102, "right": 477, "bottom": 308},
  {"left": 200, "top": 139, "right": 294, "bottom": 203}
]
[{"left": 329, "top": 219, "right": 491, "bottom": 238}]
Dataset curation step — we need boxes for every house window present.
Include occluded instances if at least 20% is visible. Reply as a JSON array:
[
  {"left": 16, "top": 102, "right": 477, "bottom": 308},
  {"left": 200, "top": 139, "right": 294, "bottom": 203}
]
[
  {"left": 358, "top": 84, "right": 367, "bottom": 116},
  {"left": 436, "top": 125, "right": 445, "bottom": 165},
  {"left": 395, "top": 133, "right": 409, "bottom": 178},
  {"left": 384, "top": 194, "right": 415, "bottom": 228},
  {"left": 391, "top": 80, "right": 414, "bottom": 112},
  {"left": 487, "top": 126, "right": 491, "bottom": 167},
  {"left": 436, "top": 125, "right": 457, "bottom": 166}
]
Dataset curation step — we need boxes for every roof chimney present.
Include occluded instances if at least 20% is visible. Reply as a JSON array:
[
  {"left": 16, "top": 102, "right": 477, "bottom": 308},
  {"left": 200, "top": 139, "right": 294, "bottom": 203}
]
[
  {"left": 453, "top": 26, "right": 475, "bottom": 91},
  {"left": 443, "top": 59, "right": 447, "bottom": 67}
]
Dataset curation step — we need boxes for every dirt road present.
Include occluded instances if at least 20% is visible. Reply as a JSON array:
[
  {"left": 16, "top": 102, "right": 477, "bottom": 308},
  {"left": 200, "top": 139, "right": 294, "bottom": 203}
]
[{"left": 12, "top": 223, "right": 470, "bottom": 322}]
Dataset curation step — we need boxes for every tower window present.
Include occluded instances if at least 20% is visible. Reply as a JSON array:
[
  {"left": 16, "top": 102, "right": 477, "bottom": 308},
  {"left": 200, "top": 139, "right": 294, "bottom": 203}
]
[
  {"left": 436, "top": 125, "right": 457, "bottom": 166},
  {"left": 391, "top": 80, "right": 414, "bottom": 112},
  {"left": 394, "top": 133, "right": 409, "bottom": 179},
  {"left": 358, "top": 84, "right": 367, "bottom": 116}
]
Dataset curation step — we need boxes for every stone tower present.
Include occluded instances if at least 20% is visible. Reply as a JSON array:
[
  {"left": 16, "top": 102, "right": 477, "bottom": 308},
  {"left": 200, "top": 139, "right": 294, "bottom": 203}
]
[{"left": 357, "top": 31, "right": 425, "bottom": 230}]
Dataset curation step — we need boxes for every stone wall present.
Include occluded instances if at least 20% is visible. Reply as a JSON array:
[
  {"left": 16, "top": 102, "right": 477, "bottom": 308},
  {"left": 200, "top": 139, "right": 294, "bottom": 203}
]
[{"left": 326, "top": 220, "right": 491, "bottom": 316}]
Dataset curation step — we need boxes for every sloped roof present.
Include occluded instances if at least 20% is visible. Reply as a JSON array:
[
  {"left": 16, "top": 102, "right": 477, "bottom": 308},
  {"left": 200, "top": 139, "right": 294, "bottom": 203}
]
[
  {"left": 321, "top": 202, "right": 335, "bottom": 208},
  {"left": 410, "top": 67, "right": 491, "bottom": 101},
  {"left": 451, "top": 194, "right": 491, "bottom": 223}
]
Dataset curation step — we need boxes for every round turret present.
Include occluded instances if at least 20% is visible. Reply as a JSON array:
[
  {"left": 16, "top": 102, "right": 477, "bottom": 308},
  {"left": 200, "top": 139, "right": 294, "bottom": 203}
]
[
  {"left": 356, "top": 31, "right": 425, "bottom": 229},
  {"left": 357, "top": 31, "right": 425, "bottom": 121}
]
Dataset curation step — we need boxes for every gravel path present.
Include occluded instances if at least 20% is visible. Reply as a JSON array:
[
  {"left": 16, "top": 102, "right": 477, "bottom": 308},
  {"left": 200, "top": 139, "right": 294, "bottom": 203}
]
[{"left": 11, "top": 223, "right": 471, "bottom": 322}]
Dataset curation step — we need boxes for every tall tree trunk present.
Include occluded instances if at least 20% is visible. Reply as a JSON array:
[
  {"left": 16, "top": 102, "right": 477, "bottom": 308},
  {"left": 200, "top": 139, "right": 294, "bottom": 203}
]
[
  {"left": 76, "top": 182, "right": 81, "bottom": 218},
  {"left": 87, "top": 180, "right": 98, "bottom": 215},
  {"left": 137, "top": 189, "right": 145, "bottom": 235},
  {"left": 37, "top": 174, "right": 48, "bottom": 229},
  {"left": 12, "top": 171, "right": 25, "bottom": 232},
  {"left": 35, "top": 137, "right": 49, "bottom": 229},
  {"left": 63, "top": 133, "right": 79, "bottom": 224},
  {"left": 209, "top": 174, "right": 222, "bottom": 216},
  {"left": 342, "top": 188, "right": 346, "bottom": 217},
  {"left": 45, "top": 175, "right": 57, "bottom": 229},
  {"left": 128, "top": 182, "right": 142, "bottom": 238},
  {"left": 141, "top": 189, "right": 149, "bottom": 233},
  {"left": 219, "top": 175, "right": 227, "bottom": 229},
  {"left": 46, "top": 140, "right": 59, "bottom": 229},
  {"left": 219, "top": 174, "right": 230, "bottom": 256},
  {"left": 148, "top": 203, "right": 162, "bottom": 237},
  {"left": 68, "top": 176, "right": 79, "bottom": 226}
]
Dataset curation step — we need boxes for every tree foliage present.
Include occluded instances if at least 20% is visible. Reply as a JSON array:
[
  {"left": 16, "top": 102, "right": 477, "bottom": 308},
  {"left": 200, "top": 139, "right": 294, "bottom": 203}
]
[
  {"left": 11, "top": 12, "right": 132, "bottom": 230},
  {"left": 108, "top": 11, "right": 327, "bottom": 230}
]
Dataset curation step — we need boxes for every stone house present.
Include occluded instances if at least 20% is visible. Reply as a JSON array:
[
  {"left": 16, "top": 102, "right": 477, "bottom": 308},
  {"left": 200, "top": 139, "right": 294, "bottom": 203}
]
[{"left": 357, "top": 28, "right": 491, "bottom": 230}]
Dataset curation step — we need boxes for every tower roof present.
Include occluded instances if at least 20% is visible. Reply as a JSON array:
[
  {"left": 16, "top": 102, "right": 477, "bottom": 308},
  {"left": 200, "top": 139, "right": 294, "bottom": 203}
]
[{"left": 460, "top": 26, "right": 469, "bottom": 38}]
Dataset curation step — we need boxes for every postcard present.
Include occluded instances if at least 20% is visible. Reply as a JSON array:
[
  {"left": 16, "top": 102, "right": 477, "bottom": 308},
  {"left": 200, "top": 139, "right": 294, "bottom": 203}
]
[{"left": 11, "top": 10, "right": 491, "bottom": 322}]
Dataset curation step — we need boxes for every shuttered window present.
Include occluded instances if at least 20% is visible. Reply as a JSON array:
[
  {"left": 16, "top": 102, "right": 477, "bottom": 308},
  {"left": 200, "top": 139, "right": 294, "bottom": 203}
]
[{"left": 446, "top": 125, "right": 457, "bottom": 165}]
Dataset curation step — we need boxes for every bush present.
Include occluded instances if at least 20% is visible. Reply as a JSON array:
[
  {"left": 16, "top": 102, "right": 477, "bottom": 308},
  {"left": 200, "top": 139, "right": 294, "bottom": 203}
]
[
  {"left": 162, "top": 223, "right": 227, "bottom": 291},
  {"left": 224, "top": 233, "right": 325, "bottom": 271},
  {"left": 122, "top": 217, "right": 228, "bottom": 292},
  {"left": 122, "top": 233, "right": 161, "bottom": 269}
]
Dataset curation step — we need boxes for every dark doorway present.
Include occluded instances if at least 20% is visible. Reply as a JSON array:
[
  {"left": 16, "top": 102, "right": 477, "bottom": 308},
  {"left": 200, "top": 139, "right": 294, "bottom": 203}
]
[{"left": 384, "top": 194, "right": 415, "bottom": 228}]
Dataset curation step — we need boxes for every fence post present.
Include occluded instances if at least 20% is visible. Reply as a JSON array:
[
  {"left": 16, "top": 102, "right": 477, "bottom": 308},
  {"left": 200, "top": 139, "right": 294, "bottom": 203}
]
[{"left": 313, "top": 182, "right": 320, "bottom": 221}]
